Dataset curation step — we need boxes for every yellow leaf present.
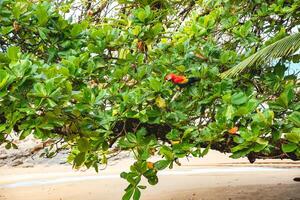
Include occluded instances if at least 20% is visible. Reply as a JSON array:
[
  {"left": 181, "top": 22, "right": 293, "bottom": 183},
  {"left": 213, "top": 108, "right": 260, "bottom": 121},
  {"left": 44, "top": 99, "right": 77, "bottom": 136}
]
[
  {"left": 112, "top": 109, "right": 118, "bottom": 116},
  {"left": 175, "top": 65, "right": 185, "bottom": 72},
  {"left": 155, "top": 96, "right": 166, "bottom": 108},
  {"left": 171, "top": 140, "right": 180, "bottom": 145}
]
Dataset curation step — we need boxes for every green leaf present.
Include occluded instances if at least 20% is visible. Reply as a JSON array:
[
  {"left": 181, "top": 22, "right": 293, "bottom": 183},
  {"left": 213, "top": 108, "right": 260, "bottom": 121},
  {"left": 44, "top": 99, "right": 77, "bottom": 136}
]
[
  {"left": 132, "top": 26, "right": 141, "bottom": 36},
  {"left": 239, "top": 21, "right": 252, "bottom": 37},
  {"left": 151, "top": 23, "right": 163, "bottom": 36},
  {"left": 7, "top": 46, "right": 20, "bottom": 61},
  {"left": 144, "top": 6, "right": 151, "bottom": 18},
  {"left": 166, "top": 130, "right": 180, "bottom": 140},
  {"left": 148, "top": 78, "right": 161, "bottom": 92},
  {"left": 135, "top": 7, "right": 151, "bottom": 23},
  {"left": 233, "top": 136, "right": 244, "bottom": 144},
  {"left": 230, "top": 148, "right": 252, "bottom": 158},
  {"left": 201, "top": 145, "right": 210, "bottom": 157},
  {"left": 71, "top": 24, "right": 84, "bottom": 37},
  {"left": 225, "top": 105, "right": 235, "bottom": 120},
  {"left": 159, "top": 146, "right": 173, "bottom": 160},
  {"left": 288, "top": 111, "right": 300, "bottom": 127},
  {"left": 154, "top": 160, "right": 170, "bottom": 170},
  {"left": 11, "top": 143, "right": 18, "bottom": 149},
  {"left": 122, "top": 187, "right": 134, "bottom": 200},
  {"left": 138, "top": 185, "right": 147, "bottom": 190},
  {"left": 118, "top": 138, "right": 136, "bottom": 148},
  {"left": 277, "top": 87, "right": 294, "bottom": 107},
  {"left": 12, "top": 2, "right": 28, "bottom": 19},
  {"left": 0, "top": 124, "right": 6, "bottom": 132},
  {"left": 285, "top": 128, "right": 300, "bottom": 143},
  {"left": 126, "top": 133, "right": 137, "bottom": 144},
  {"left": 5, "top": 142, "right": 11, "bottom": 149},
  {"left": 77, "top": 138, "right": 90, "bottom": 152},
  {"left": 38, "top": 27, "right": 48, "bottom": 40},
  {"left": 282, "top": 143, "right": 297, "bottom": 153},
  {"left": 73, "top": 152, "right": 86, "bottom": 167},
  {"left": 272, "top": 130, "right": 282, "bottom": 141},
  {"left": 102, "top": 141, "right": 109, "bottom": 151},
  {"left": 256, "top": 138, "right": 268, "bottom": 145},
  {"left": 71, "top": 22, "right": 88, "bottom": 37},
  {"left": 35, "top": 4, "right": 49, "bottom": 26},
  {"left": 47, "top": 98, "right": 57, "bottom": 107},
  {"left": 147, "top": 175, "right": 158, "bottom": 185},
  {"left": 126, "top": 173, "right": 140, "bottom": 185},
  {"left": 133, "top": 188, "right": 141, "bottom": 200},
  {"left": 182, "top": 128, "right": 194, "bottom": 139},
  {"left": 0, "top": 27, "right": 13, "bottom": 35},
  {"left": 253, "top": 138, "right": 268, "bottom": 152},
  {"left": 34, "top": 83, "right": 47, "bottom": 97},
  {"left": 120, "top": 172, "right": 128, "bottom": 179},
  {"left": 19, "top": 130, "right": 31, "bottom": 140},
  {"left": 231, "top": 92, "right": 248, "bottom": 105},
  {"left": 231, "top": 142, "right": 251, "bottom": 152},
  {"left": 137, "top": 11, "right": 146, "bottom": 22},
  {"left": 236, "top": 99, "right": 259, "bottom": 116},
  {"left": 253, "top": 109, "right": 274, "bottom": 126},
  {"left": 9, "top": 59, "right": 30, "bottom": 78},
  {"left": 0, "top": 69, "right": 9, "bottom": 90}
]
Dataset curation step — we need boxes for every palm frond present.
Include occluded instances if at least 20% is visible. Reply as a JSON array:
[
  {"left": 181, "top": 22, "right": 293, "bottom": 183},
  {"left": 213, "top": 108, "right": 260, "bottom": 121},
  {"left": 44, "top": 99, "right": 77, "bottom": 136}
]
[{"left": 220, "top": 32, "right": 300, "bottom": 79}]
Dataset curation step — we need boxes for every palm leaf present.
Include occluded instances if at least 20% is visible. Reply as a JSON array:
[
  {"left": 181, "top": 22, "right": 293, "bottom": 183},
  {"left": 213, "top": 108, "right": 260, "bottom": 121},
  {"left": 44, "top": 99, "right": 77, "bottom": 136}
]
[{"left": 220, "top": 32, "right": 300, "bottom": 79}]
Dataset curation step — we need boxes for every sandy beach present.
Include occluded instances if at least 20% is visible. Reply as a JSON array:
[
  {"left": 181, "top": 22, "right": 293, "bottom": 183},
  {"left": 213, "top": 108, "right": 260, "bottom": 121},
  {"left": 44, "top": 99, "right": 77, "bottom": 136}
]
[{"left": 0, "top": 151, "right": 299, "bottom": 200}]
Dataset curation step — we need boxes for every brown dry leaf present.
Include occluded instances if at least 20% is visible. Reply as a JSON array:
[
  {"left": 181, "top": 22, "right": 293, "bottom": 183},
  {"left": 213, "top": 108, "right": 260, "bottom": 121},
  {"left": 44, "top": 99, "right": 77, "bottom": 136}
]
[
  {"left": 195, "top": 53, "right": 207, "bottom": 60},
  {"left": 13, "top": 21, "right": 21, "bottom": 32}
]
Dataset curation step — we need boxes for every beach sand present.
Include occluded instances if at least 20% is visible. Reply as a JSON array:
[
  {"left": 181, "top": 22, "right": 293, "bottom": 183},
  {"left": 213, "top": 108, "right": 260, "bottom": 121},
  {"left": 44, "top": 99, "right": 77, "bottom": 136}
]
[{"left": 0, "top": 151, "right": 299, "bottom": 200}]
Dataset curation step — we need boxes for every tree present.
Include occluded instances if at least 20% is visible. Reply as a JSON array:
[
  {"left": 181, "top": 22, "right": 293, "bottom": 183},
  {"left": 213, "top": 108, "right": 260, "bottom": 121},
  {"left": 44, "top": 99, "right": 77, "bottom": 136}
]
[
  {"left": 0, "top": 0, "right": 299, "bottom": 199},
  {"left": 221, "top": 32, "right": 300, "bottom": 78}
]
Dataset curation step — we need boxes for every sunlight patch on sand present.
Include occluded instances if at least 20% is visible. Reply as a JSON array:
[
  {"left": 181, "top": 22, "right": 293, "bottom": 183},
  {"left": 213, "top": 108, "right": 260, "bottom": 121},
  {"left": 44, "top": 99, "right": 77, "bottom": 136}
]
[{"left": 0, "top": 167, "right": 286, "bottom": 188}]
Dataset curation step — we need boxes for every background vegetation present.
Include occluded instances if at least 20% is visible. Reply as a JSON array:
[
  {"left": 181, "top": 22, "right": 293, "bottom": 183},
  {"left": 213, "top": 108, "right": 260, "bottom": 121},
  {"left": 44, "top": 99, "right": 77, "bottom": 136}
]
[{"left": 0, "top": 0, "right": 299, "bottom": 199}]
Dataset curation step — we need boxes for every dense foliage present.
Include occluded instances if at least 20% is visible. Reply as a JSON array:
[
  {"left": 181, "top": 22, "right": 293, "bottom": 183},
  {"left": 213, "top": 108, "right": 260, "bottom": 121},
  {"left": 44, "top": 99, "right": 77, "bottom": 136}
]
[{"left": 0, "top": 0, "right": 299, "bottom": 199}]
